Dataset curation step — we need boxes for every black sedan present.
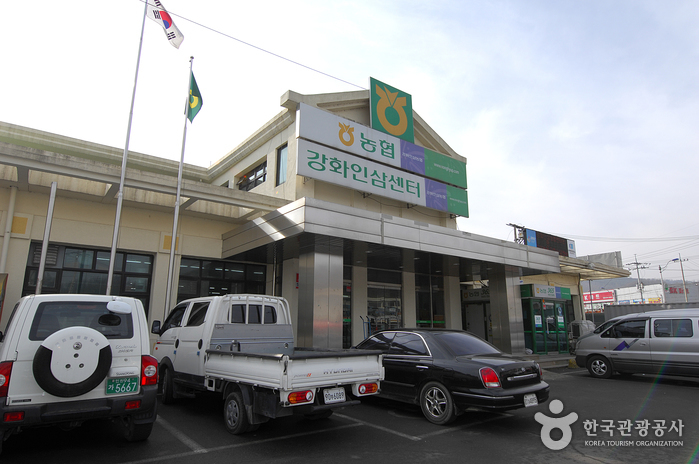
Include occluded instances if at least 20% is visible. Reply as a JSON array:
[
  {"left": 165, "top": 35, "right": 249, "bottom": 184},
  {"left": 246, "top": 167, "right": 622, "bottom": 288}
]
[{"left": 355, "top": 328, "right": 550, "bottom": 424}]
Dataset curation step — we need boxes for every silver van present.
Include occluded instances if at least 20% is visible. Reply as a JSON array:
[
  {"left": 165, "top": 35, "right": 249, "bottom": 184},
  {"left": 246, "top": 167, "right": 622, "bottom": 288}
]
[{"left": 575, "top": 309, "right": 699, "bottom": 379}]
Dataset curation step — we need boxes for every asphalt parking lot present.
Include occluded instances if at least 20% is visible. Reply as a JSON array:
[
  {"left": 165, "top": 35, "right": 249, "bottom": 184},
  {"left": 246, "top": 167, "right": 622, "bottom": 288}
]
[{"left": 3, "top": 366, "right": 699, "bottom": 464}]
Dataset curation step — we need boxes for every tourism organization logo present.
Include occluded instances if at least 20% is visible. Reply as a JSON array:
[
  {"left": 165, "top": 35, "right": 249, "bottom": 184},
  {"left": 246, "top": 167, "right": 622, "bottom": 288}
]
[
  {"left": 535, "top": 399, "right": 578, "bottom": 450},
  {"left": 535, "top": 399, "right": 685, "bottom": 451}
]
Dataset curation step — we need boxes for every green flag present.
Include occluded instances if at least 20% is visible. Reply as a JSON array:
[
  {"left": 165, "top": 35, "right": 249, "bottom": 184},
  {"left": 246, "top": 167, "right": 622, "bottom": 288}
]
[{"left": 187, "top": 72, "right": 202, "bottom": 122}]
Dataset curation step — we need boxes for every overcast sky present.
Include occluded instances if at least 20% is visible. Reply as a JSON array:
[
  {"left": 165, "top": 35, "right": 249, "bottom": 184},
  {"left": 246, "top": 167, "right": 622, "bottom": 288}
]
[{"left": 2, "top": 1, "right": 698, "bottom": 284}]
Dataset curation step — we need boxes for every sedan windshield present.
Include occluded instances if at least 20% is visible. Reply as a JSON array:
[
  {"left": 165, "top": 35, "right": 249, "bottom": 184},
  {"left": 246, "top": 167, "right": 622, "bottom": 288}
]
[{"left": 434, "top": 332, "right": 501, "bottom": 356}]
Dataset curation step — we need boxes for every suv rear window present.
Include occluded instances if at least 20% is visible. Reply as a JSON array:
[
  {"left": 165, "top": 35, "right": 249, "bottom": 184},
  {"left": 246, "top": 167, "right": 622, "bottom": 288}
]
[{"left": 29, "top": 301, "right": 134, "bottom": 341}]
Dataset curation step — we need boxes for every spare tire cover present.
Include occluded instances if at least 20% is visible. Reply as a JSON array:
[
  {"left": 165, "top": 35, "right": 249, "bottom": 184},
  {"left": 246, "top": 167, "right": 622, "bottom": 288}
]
[{"left": 33, "top": 326, "right": 112, "bottom": 398}]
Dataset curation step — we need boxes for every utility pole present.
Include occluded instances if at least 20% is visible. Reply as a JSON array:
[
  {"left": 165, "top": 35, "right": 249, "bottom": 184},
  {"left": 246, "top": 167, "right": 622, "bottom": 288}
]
[
  {"left": 678, "top": 253, "right": 688, "bottom": 302},
  {"left": 625, "top": 255, "right": 650, "bottom": 303},
  {"left": 658, "top": 265, "right": 666, "bottom": 303},
  {"left": 507, "top": 223, "right": 525, "bottom": 245}
]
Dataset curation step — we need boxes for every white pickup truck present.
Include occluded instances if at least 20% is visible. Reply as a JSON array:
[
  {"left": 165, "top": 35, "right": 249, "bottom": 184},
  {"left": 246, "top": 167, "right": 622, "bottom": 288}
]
[{"left": 151, "top": 294, "right": 383, "bottom": 434}]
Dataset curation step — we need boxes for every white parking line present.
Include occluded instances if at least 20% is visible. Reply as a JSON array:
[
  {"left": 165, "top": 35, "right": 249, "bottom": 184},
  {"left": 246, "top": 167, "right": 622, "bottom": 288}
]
[
  {"left": 118, "top": 421, "right": 362, "bottom": 464},
  {"left": 334, "top": 413, "right": 423, "bottom": 441},
  {"left": 335, "top": 410, "right": 514, "bottom": 441},
  {"left": 154, "top": 416, "right": 207, "bottom": 454}
]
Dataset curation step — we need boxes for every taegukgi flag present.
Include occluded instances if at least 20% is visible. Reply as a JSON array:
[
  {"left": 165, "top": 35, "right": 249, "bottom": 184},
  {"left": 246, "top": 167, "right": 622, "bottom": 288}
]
[
  {"left": 146, "top": 0, "right": 184, "bottom": 49},
  {"left": 187, "top": 72, "right": 202, "bottom": 122}
]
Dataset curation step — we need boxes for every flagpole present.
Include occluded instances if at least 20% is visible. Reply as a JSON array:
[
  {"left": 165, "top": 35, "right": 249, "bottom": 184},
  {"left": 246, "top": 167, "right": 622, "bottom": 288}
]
[
  {"left": 164, "top": 56, "right": 195, "bottom": 312},
  {"left": 106, "top": 1, "right": 149, "bottom": 295}
]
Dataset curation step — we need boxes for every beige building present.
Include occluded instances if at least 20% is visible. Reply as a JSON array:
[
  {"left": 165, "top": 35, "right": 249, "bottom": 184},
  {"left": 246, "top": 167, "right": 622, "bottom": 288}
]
[{"left": 0, "top": 88, "right": 628, "bottom": 354}]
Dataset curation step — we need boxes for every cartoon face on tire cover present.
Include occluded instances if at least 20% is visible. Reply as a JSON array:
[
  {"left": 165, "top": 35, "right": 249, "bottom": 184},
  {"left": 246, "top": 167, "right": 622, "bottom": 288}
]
[{"left": 33, "top": 326, "right": 113, "bottom": 398}]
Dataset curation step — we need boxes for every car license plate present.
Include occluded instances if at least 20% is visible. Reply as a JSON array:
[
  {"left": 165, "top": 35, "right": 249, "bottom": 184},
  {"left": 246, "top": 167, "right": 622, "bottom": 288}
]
[
  {"left": 524, "top": 393, "right": 538, "bottom": 407},
  {"left": 323, "top": 387, "right": 346, "bottom": 404},
  {"left": 106, "top": 377, "right": 139, "bottom": 395}
]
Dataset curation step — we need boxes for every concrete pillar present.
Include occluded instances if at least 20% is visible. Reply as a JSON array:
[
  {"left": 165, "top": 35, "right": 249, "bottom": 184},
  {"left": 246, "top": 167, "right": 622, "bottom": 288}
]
[
  {"left": 443, "top": 255, "right": 462, "bottom": 329},
  {"left": 297, "top": 235, "right": 344, "bottom": 348},
  {"left": 488, "top": 265, "right": 525, "bottom": 354},
  {"left": 351, "top": 242, "right": 368, "bottom": 345},
  {"left": 402, "top": 249, "right": 416, "bottom": 327}
]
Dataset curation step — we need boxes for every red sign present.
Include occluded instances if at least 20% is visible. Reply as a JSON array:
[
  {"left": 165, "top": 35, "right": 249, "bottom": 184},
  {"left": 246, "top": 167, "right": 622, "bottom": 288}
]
[{"left": 583, "top": 291, "right": 615, "bottom": 302}]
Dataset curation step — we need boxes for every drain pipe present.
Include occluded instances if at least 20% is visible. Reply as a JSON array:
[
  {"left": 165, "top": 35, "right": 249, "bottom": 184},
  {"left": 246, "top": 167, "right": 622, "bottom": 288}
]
[{"left": 0, "top": 186, "right": 18, "bottom": 273}]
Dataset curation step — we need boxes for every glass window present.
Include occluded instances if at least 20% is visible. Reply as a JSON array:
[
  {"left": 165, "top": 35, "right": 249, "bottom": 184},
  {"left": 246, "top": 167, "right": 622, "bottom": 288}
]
[
  {"left": 202, "top": 261, "right": 224, "bottom": 279},
  {"left": 179, "top": 258, "right": 201, "bottom": 278},
  {"left": 63, "top": 248, "right": 94, "bottom": 269},
  {"left": 178, "top": 280, "right": 198, "bottom": 296},
  {"left": 389, "top": 333, "right": 429, "bottom": 356},
  {"left": 60, "top": 271, "right": 81, "bottom": 293},
  {"left": 263, "top": 305, "right": 277, "bottom": 324},
  {"left": 225, "top": 263, "right": 245, "bottom": 280},
  {"left": 276, "top": 144, "right": 288, "bottom": 186},
  {"left": 81, "top": 272, "right": 108, "bottom": 294},
  {"left": 124, "top": 276, "right": 149, "bottom": 293},
  {"left": 653, "top": 319, "right": 693, "bottom": 338},
  {"left": 161, "top": 303, "right": 187, "bottom": 332},
  {"left": 186, "top": 302, "right": 209, "bottom": 327},
  {"left": 248, "top": 305, "right": 261, "bottom": 324},
  {"left": 231, "top": 304, "right": 245, "bottom": 323},
  {"left": 246, "top": 265, "right": 266, "bottom": 282},
  {"left": 357, "top": 332, "right": 395, "bottom": 351},
  {"left": 237, "top": 161, "right": 267, "bottom": 191},
  {"left": 95, "top": 251, "right": 123, "bottom": 272},
  {"left": 125, "top": 254, "right": 152, "bottom": 274},
  {"left": 613, "top": 320, "right": 646, "bottom": 338}
]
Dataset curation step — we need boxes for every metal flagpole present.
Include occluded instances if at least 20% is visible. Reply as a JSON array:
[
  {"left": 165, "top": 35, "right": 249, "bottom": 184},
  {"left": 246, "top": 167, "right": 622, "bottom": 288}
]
[
  {"left": 106, "top": 1, "right": 149, "bottom": 295},
  {"left": 36, "top": 182, "right": 58, "bottom": 295},
  {"left": 164, "top": 57, "right": 195, "bottom": 312}
]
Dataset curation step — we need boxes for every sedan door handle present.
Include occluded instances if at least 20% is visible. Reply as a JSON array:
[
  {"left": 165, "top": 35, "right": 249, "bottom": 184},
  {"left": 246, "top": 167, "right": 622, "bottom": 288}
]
[{"left": 416, "top": 365, "right": 429, "bottom": 370}]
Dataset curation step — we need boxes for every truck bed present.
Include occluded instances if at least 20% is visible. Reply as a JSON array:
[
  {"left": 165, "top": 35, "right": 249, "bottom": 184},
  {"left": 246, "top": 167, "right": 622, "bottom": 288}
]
[{"left": 205, "top": 348, "right": 383, "bottom": 391}]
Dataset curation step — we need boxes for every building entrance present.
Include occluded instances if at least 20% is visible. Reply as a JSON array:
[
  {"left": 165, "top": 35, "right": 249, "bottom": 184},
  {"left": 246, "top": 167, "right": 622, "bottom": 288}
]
[{"left": 522, "top": 298, "right": 568, "bottom": 354}]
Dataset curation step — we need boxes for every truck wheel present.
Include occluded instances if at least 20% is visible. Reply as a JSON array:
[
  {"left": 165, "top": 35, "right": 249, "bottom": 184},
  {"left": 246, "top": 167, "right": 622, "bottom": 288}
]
[
  {"left": 587, "top": 355, "right": 613, "bottom": 379},
  {"left": 160, "top": 367, "right": 176, "bottom": 404},
  {"left": 122, "top": 417, "right": 154, "bottom": 442},
  {"left": 33, "top": 327, "right": 112, "bottom": 398},
  {"left": 223, "top": 391, "right": 250, "bottom": 435},
  {"left": 420, "top": 381, "right": 456, "bottom": 425}
]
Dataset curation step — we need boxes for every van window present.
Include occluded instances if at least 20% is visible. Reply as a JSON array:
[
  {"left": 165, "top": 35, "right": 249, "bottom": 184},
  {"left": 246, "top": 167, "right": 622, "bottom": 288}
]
[
  {"left": 612, "top": 320, "right": 646, "bottom": 338},
  {"left": 653, "top": 319, "right": 693, "bottom": 338}
]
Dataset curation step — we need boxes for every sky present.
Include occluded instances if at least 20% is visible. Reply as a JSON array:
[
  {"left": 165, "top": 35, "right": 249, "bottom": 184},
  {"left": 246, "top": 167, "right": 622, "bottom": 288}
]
[{"left": 1, "top": 1, "right": 698, "bottom": 284}]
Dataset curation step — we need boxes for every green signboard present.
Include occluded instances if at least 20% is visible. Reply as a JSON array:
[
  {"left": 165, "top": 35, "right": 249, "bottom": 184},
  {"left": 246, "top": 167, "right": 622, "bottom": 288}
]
[{"left": 370, "top": 77, "right": 414, "bottom": 143}]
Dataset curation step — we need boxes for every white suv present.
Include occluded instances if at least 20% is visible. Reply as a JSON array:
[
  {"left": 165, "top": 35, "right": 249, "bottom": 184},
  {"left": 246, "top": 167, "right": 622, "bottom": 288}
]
[{"left": 0, "top": 294, "right": 158, "bottom": 454}]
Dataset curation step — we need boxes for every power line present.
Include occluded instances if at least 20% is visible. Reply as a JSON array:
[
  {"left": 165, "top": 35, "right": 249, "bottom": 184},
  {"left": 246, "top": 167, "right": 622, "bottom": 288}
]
[{"left": 151, "top": 1, "right": 367, "bottom": 91}]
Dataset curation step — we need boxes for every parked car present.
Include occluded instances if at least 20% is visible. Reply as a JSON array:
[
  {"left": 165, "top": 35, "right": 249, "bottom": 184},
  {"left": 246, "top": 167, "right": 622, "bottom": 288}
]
[
  {"left": 575, "top": 308, "right": 699, "bottom": 379},
  {"left": 0, "top": 294, "right": 158, "bottom": 455},
  {"left": 354, "top": 328, "right": 549, "bottom": 425}
]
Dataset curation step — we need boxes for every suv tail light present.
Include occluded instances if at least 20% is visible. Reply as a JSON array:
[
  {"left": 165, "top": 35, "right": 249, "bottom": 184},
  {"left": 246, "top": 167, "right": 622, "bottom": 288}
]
[
  {"left": 479, "top": 367, "right": 501, "bottom": 389},
  {"left": 141, "top": 355, "right": 158, "bottom": 386},
  {"left": 0, "top": 362, "right": 13, "bottom": 397}
]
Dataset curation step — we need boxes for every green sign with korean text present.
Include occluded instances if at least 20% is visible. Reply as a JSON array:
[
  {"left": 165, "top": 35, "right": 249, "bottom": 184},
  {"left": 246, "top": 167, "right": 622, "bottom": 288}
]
[{"left": 370, "top": 77, "right": 414, "bottom": 143}]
